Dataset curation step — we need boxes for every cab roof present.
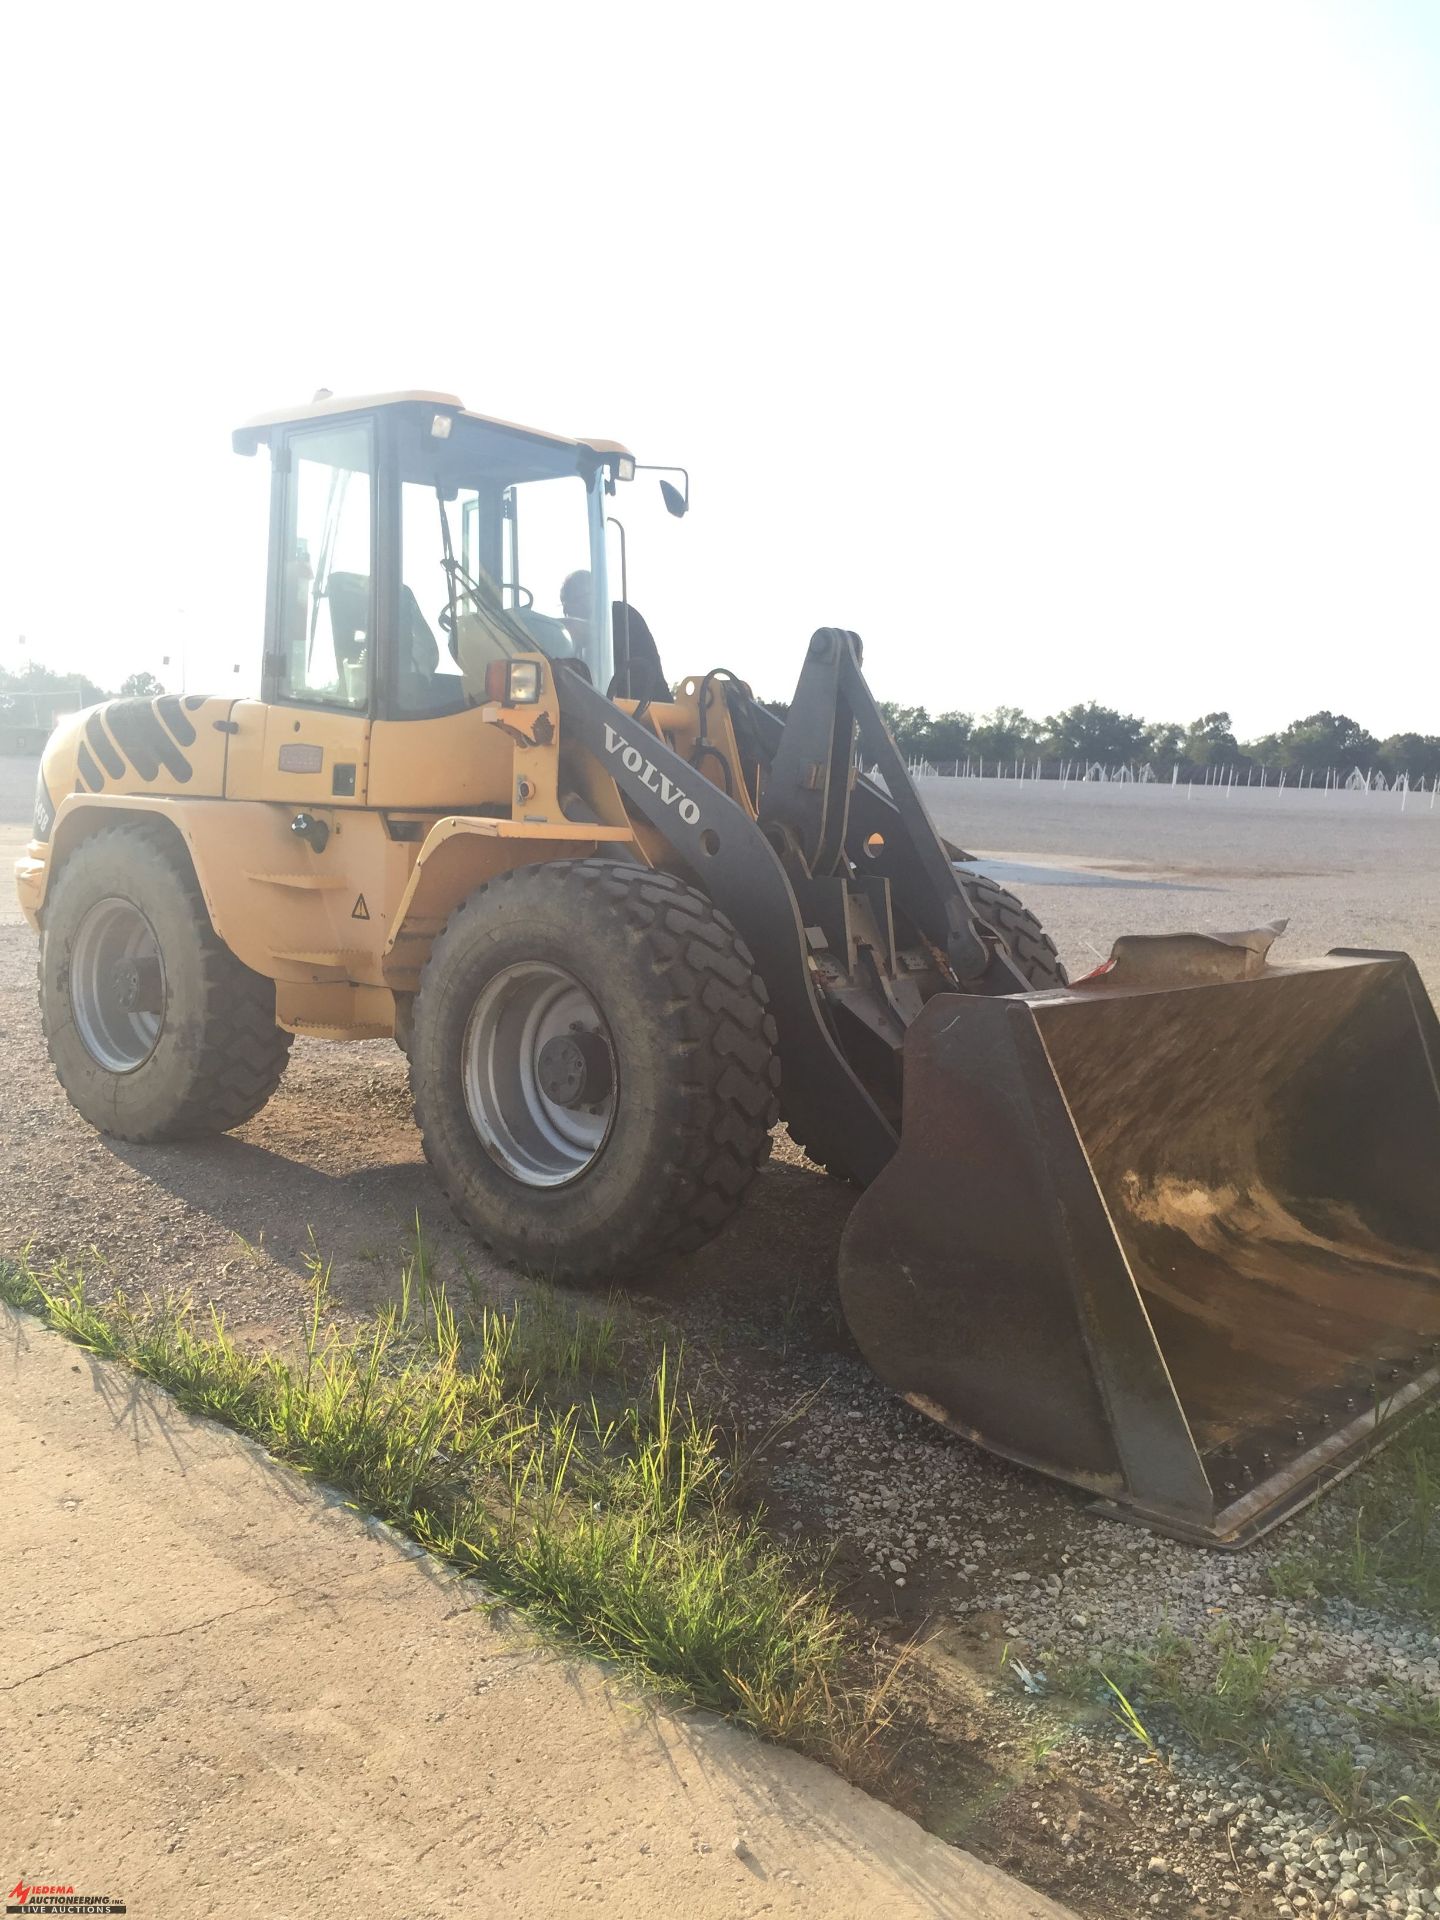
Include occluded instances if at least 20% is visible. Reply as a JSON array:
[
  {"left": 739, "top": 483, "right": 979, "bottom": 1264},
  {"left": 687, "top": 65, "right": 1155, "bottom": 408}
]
[{"left": 232, "top": 390, "right": 632, "bottom": 461}]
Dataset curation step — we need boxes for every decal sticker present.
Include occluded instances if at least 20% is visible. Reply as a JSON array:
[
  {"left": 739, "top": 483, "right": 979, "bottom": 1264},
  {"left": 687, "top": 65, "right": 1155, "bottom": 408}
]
[
  {"left": 105, "top": 697, "right": 193, "bottom": 782},
  {"left": 85, "top": 711, "right": 125, "bottom": 780},
  {"left": 76, "top": 742, "right": 102, "bottom": 791}
]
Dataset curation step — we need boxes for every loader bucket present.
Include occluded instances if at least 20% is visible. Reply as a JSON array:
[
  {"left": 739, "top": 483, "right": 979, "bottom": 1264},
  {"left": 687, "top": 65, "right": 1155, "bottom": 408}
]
[{"left": 838, "top": 948, "right": 1440, "bottom": 1545}]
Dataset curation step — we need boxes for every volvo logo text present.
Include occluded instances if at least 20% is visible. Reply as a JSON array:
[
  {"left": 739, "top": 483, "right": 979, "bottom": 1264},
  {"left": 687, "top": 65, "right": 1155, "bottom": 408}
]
[{"left": 601, "top": 724, "right": 702, "bottom": 825}]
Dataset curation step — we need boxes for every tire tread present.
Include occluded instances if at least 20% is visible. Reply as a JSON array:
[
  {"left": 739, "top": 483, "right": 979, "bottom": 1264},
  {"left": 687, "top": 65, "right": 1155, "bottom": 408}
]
[
  {"left": 411, "top": 860, "right": 780, "bottom": 1276},
  {"left": 958, "top": 871, "right": 1068, "bottom": 988}
]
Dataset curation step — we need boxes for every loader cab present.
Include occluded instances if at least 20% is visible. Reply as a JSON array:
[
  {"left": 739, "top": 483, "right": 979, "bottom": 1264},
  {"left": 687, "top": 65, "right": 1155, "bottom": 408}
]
[{"left": 232, "top": 394, "right": 627, "bottom": 732}]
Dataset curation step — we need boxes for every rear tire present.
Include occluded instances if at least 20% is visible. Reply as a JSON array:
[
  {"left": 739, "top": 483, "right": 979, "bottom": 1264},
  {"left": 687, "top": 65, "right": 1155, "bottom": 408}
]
[
  {"left": 40, "top": 822, "right": 293, "bottom": 1141},
  {"left": 410, "top": 859, "right": 780, "bottom": 1280}
]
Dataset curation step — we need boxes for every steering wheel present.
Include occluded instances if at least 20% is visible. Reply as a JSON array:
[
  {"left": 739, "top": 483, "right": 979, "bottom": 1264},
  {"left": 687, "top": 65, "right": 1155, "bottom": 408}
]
[
  {"left": 437, "top": 588, "right": 487, "bottom": 634},
  {"left": 439, "top": 580, "right": 538, "bottom": 634}
]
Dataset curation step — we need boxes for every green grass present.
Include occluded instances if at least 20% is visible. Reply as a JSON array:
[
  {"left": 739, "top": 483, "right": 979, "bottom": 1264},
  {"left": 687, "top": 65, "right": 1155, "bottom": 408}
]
[
  {"left": 1393, "top": 1794, "right": 1440, "bottom": 1849},
  {"left": 1100, "top": 1671, "right": 1157, "bottom": 1753},
  {"left": 1048, "top": 1622, "right": 1440, "bottom": 1854},
  {"left": 1265, "top": 1412, "right": 1440, "bottom": 1616},
  {"left": 0, "top": 1251, "right": 891, "bottom": 1772},
  {"left": 1361, "top": 1682, "right": 1440, "bottom": 1757},
  {"left": 1080, "top": 1622, "right": 1286, "bottom": 1757}
]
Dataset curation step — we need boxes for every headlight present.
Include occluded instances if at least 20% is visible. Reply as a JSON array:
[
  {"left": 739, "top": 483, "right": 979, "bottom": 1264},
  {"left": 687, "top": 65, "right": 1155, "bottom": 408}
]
[{"left": 484, "top": 659, "right": 543, "bottom": 705}]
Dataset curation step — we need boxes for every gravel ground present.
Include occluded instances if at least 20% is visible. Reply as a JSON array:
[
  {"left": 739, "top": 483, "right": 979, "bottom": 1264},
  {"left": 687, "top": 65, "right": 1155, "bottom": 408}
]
[{"left": 3, "top": 754, "right": 1438, "bottom": 1920}]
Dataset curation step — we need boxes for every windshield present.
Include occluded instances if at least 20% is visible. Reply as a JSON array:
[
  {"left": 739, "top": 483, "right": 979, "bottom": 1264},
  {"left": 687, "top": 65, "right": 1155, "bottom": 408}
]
[{"left": 393, "top": 410, "right": 610, "bottom": 716}]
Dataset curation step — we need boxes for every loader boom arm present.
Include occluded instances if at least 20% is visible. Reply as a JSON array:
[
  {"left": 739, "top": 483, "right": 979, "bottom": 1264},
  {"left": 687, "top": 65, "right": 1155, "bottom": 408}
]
[{"left": 751, "top": 631, "right": 1021, "bottom": 988}]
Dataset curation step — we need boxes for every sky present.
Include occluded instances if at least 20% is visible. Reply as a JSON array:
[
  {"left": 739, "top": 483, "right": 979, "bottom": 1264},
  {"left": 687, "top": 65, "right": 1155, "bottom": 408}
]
[{"left": 1, "top": 0, "right": 1437, "bottom": 739}]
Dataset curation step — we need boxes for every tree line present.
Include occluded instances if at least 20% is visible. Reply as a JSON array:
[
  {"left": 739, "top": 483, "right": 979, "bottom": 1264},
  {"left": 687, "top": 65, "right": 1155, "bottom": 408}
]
[
  {"left": 0, "top": 661, "right": 163, "bottom": 708},
  {"left": 6, "top": 660, "right": 1435, "bottom": 783},
  {"left": 855, "top": 700, "right": 1440, "bottom": 783}
]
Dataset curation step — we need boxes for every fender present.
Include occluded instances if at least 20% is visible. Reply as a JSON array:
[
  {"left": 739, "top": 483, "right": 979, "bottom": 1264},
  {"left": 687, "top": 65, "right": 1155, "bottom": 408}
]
[
  {"left": 21, "top": 791, "right": 210, "bottom": 931},
  {"left": 381, "top": 814, "right": 636, "bottom": 992}
]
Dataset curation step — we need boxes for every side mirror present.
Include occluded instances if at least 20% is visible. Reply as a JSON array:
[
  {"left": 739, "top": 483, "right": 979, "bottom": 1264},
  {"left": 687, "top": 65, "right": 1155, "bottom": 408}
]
[{"left": 660, "top": 479, "right": 688, "bottom": 518}]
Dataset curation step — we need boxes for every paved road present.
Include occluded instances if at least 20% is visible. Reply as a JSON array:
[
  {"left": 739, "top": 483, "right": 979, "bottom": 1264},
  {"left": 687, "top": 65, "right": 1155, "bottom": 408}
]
[{"left": 1, "top": 1307, "right": 1071, "bottom": 1920}]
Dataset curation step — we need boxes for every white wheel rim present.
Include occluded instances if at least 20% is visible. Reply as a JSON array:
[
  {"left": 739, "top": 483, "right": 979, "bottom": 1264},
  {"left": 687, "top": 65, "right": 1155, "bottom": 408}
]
[
  {"left": 461, "top": 962, "right": 616, "bottom": 1187},
  {"left": 69, "top": 896, "right": 167, "bottom": 1073}
]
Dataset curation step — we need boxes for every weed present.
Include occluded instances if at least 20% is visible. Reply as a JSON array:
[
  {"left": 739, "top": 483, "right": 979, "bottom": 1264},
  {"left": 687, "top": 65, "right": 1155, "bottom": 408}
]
[
  {"left": 0, "top": 1261, "right": 40, "bottom": 1309},
  {"left": 1393, "top": 1795, "right": 1440, "bottom": 1848},
  {"left": 1042, "top": 1652, "right": 1105, "bottom": 1702},
  {"left": 1093, "top": 1622, "right": 1281, "bottom": 1754},
  {"left": 1357, "top": 1683, "right": 1440, "bottom": 1764},
  {"left": 224, "top": 1230, "right": 267, "bottom": 1269},
  {"left": 1286, "top": 1745, "right": 1378, "bottom": 1824},
  {"left": 1024, "top": 1727, "right": 1068, "bottom": 1769},
  {"left": 1288, "top": 1411, "right": 1440, "bottom": 1615},
  {"left": 1077, "top": 1620, "right": 1427, "bottom": 1844},
  {"left": 1266, "top": 1551, "right": 1322, "bottom": 1602},
  {"left": 1101, "top": 1672, "right": 1156, "bottom": 1752}
]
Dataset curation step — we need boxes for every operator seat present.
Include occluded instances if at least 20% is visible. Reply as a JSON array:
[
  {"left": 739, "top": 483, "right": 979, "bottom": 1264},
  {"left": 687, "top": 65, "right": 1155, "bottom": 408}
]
[{"left": 323, "top": 571, "right": 370, "bottom": 697}]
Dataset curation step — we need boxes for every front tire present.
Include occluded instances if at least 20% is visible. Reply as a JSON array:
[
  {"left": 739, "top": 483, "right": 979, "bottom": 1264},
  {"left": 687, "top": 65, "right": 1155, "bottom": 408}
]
[
  {"left": 40, "top": 822, "right": 292, "bottom": 1141},
  {"left": 410, "top": 860, "right": 780, "bottom": 1279}
]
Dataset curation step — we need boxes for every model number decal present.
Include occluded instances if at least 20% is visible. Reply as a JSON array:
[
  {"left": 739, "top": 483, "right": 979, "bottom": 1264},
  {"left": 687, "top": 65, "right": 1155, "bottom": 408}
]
[{"left": 601, "top": 723, "right": 702, "bottom": 825}]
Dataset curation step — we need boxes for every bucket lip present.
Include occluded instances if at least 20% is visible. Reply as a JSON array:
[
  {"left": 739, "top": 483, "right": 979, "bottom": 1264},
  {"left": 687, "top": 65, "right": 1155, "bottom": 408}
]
[
  {"left": 1021, "top": 950, "right": 1411, "bottom": 1013},
  {"left": 1090, "top": 1362, "right": 1440, "bottom": 1549}
]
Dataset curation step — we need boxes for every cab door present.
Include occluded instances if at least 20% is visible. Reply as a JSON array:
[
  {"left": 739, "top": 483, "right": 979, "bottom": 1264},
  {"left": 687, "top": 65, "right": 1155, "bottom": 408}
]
[{"left": 225, "top": 417, "right": 374, "bottom": 806}]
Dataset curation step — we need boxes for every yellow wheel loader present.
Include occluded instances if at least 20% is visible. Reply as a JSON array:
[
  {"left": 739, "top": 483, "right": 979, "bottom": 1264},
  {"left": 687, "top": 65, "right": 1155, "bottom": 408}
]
[{"left": 17, "top": 391, "right": 1440, "bottom": 1545}]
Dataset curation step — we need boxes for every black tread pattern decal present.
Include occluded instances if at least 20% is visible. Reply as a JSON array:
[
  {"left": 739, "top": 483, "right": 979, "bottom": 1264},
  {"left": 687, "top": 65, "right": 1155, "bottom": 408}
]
[
  {"left": 76, "top": 742, "right": 102, "bottom": 790},
  {"left": 101, "top": 699, "right": 193, "bottom": 783},
  {"left": 85, "top": 712, "right": 125, "bottom": 779},
  {"left": 156, "top": 694, "right": 197, "bottom": 746}
]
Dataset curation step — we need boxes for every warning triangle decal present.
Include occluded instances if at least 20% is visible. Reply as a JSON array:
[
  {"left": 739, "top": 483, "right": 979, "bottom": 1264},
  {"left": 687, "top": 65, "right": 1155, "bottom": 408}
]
[{"left": 351, "top": 894, "right": 370, "bottom": 921}]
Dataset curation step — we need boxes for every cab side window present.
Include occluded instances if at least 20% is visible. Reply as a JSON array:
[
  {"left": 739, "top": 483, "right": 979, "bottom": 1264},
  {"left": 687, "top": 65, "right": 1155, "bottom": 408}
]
[{"left": 276, "top": 424, "right": 373, "bottom": 709}]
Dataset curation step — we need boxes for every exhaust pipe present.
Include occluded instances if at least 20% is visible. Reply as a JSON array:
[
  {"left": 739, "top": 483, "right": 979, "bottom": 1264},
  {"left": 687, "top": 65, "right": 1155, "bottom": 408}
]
[{"left": 838, "top": 945, "right": 1440, "bottom": 1545}]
